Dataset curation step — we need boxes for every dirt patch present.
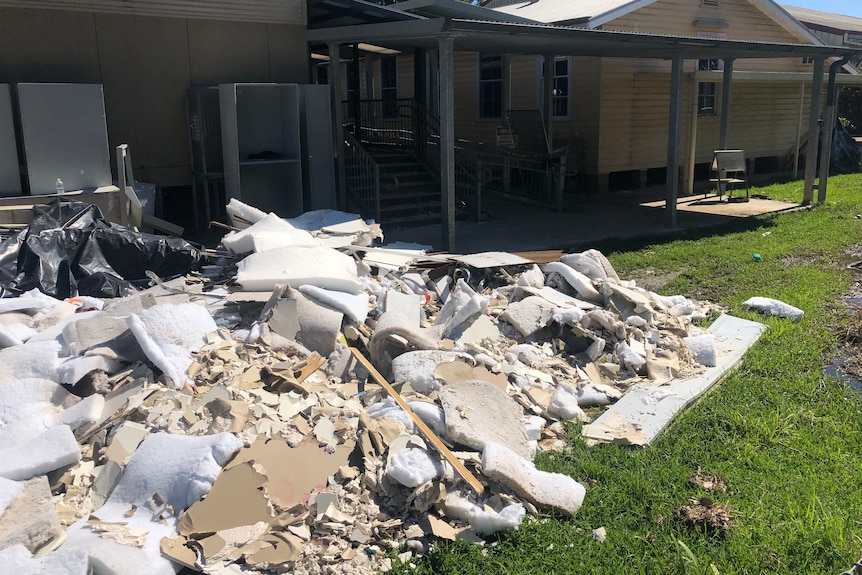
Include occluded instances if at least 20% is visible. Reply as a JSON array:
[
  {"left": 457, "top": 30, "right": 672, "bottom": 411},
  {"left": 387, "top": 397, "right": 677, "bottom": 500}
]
[
  {"left": 689, "top": 469, "right": 727, "bottom": 493},
  {"left": 627, "top": 268, "right": 685, "bottom": 292},
  {"left": 676, "top": 497, "right": 732, "bottom": 531},
  {"left": 824, "top": 245, "right": 862, "bottom": 392}
]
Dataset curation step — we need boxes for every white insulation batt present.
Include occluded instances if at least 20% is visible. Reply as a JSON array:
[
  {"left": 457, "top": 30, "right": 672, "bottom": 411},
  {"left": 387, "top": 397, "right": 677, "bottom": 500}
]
[
  {"left": 221, "top": 212, "right": 318, "bottom": 254},
  {"left": 235, "top": 245, "right": 362, "bottom": 294},
  {"left": 127, "top": 303, "right": 218, "bottom": 388},
  {"left": 743, "top": 296, "right": 804, "bottom": 320},
  {"left": 62, "top": 432, "right": 243, "bottom": 575}
]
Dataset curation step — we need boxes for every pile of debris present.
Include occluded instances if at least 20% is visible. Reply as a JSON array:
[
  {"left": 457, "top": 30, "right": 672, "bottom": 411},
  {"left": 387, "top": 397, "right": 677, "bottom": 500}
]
[{"left": 0, "top": 199, "right": 728, "bottom": 575}]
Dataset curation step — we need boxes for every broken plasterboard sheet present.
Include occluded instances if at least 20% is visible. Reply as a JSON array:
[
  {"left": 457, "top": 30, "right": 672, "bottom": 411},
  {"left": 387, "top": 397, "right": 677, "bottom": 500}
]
[
  {"left": 225, "top": 436, "right": 354, "bottom": 510},
  {"left": 582, "top": 314, "right": 765, "bottom": 446},
  {"left": 438, "top": 379, "right": 532, "bottom": 459},
  {"left": 433, "top": 359, "right": 509, "bottom": 392},
  {"left": 450, "top": 252, "right": 532, "bottom": 269},
  {"left": 517, "top": 285, "right": 598, "bottom": 310},
  {"left": 358, "top": 244, "right": 428, "bottom": 272},
  {"left": 0, "top": 476, "right": 64, "bottom": 554},
  {"left": 297, "top": 285, "right": 369, "bottom": 324},
  {"left": 221, "top": 212, "right": 318, "bottom": 254},
  {"left": 455, "top": 314, "right": 501, "bottom": 346}
]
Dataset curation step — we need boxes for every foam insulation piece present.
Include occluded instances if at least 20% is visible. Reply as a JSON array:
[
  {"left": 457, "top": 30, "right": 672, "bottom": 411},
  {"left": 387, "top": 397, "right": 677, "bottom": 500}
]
[
  {"left": 516, "top": 264, "right": 544, "bottom": 288},
  {"left": 0, "top": 323, "right": 24, "bottom": 348},
  {"left": 0, "top": 340, "right": 61, "bottom": 383},
  {"left": 0, "top": 476, "right": 64, "bottom": 554},
  {"left": 542, "top": 262, "right": 603, "bottom": 303},
  {"left": 222, "top": 212, "right": 318, "bottom": 254},
  {"left": 0, "top": 544, "right": 90, "bottom": 575},
  {"left": 0, "top": 425, "right": 81, "bottom": 480},
  {"left": 577, "top": 382, "right": 617, "bottom": 407},
  {"left": 435, "top": 279, "right": 489, "bottom": 338},
  {"left": 524, "top": 415, "right": 546, "bottom": 441},
  {"left": 127, "top": 302, "right": 217, "bottom": 388},
  {"left": 298, "top": 285, "right": 369, "bottom": 324},
  {"left": 268, "top": 289, "right": 344, "bottom": 356},
  {"left": 439, "top": 380, "right": 532, "bottom": 459},
  {"left": 0, "top": 378, "right": 103, "bottom": 445},
  {"left": 743, "top": 296, "right": 804, "bottom": 320},
  {"left": 501, "top": 296, "right": 557, "bottom": 338},
  {"left": 367, "top": 397, "right": 414, "bottom": 432},
  {"left": 226, "top": 198, "right": 266, "bottom": 227},
  {"left": 443, "top": 493, "right": 525, "bottom": 535},
  {"left": 58, "top": 355, "right": 125, "bottom": 384},
  {"left": 547, "top": 382, "right": 588, "bottom": 422},
  {"left": 616, "top": 341, "right": 646, "bottom": 372},
  {"left": 0, "top": 289, "right": 61, "bottom": 314},
  {"left": 560, "top": 250, "right": 621, "bottom": 283},
  {"left": 407, "top": 401, "right": 447, "bottom": 438},
  {"left": 392, "top": 349, "right": 472, "bottom": 395},
  {"left": 236, "top": 245, "right": 361, "bottom": 294},
  {"left": 684, "top": 334, "right": 717, "bottom": 367},
  {"left": 288, "top": 209, "right": 368, "bottom": 232},
  {"left": 481, "top": 441, "right": 586, "bottom": 517},
  {"left": 63, "top": 432, "right": 243, "bottom": 575},
  {"left": 387, "top": 447, "right": 444, "bottom": 487},
  {"left": 583, "top": 314, "right": 765, "bottom": 446}
]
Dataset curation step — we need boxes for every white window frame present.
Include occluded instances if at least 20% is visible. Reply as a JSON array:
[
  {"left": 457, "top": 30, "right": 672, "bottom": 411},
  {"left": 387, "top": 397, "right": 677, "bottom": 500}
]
[{"left": 536, "top": 55, "right": 572, "bottom": 120}]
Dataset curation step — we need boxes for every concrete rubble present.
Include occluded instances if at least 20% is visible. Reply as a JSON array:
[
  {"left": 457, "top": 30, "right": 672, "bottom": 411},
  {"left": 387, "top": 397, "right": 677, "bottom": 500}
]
[{"left": 0, "top": 199, "right": 737, "bottom": 574}]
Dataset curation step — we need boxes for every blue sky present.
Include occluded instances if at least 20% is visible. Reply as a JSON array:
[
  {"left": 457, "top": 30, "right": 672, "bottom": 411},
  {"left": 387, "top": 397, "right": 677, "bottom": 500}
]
[{"left": 781, "top": 1, "right": 862, "bottom": 18}]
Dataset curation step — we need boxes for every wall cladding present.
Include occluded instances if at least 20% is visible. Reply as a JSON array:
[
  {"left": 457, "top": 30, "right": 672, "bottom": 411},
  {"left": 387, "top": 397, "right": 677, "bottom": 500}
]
[{"left": 0, "top": 0, "right": 305, "bottom": 25}]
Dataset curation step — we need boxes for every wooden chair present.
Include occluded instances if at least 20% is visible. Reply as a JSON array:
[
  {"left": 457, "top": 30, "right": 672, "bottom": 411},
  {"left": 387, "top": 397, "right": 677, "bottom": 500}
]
[{"left": 709, "top": 149, "right": 750, "bottom": 201}]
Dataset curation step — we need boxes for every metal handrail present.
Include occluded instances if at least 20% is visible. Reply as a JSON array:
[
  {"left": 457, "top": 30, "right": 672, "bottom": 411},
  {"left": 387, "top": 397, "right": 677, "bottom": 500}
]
[{"left": 343, "top": 130, "right": 382, "bottom": 222}]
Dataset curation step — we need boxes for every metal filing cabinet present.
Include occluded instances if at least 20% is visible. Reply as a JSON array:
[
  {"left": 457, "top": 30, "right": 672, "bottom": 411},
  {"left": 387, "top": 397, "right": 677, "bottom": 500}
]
[{"left": 0, "top": 84, "right": 20, "bottom": 197}]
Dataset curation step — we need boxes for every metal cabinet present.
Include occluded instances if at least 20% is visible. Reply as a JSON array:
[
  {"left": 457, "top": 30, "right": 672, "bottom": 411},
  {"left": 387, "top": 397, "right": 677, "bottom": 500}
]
[{"left": 219, "top": 83, "right": 304, "bottom": 217}]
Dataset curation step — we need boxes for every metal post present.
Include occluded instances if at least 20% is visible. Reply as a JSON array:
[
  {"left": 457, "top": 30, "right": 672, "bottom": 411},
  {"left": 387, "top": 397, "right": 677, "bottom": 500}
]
[
  {"left": 365, "top": 53, "right": 376, "bottom": 100},
  {"left": 543, "top": 53, "right": 554, "bottom": 153},
  {"left": 803, "top": 58, "right": 825, "bottom": 205},
  {"left": 439, "top": 37, "right": 456, "bottom": 251},
  {"left": 794, "top": 82, "right": 805, "bottom": 180},
  {"left": 428, "top": 49, "right": 439, "bottom": 117},
  {"left": 719, "top": 58, "right": 734, "bottom": 150},
  {"left": 665, "top": 53, "right": 684, "bottom": 228},
  {"left": 328, "top": 42, "right": 347, "bottom": 211},
  {"left": 819, "top": 57, "right": 849, "bottom": 204},
  {"left": 685, "top": 73, "right": 699, "bottom": 196},
  {"left": 350, "top": 44, "right": 361, "bottom": 136}
]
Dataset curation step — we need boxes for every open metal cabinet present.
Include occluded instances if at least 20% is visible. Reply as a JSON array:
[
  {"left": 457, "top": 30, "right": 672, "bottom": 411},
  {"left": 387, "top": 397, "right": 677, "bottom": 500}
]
[
  {"left": 219, "top": 83, "right": 303, "bottom": 217},
  {"left": 0, "top": 84, "right": 20, "bottom": 197}
]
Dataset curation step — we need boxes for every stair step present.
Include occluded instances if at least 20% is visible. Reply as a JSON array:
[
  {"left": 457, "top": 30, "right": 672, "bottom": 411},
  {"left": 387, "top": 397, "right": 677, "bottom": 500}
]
[{"left": 379, "top": 201, "right": 441, "bottom": 213}]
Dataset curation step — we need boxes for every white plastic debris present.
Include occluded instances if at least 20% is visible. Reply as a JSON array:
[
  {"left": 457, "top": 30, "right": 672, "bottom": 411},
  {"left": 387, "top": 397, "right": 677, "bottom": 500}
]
[
  {"left": 236, "top": 245, "right": 362, "bottom": 294},
  {"left": 743, "top": 296, "right": 804, "bottom": 320},
  {"left": 387, "top": 448, "right": 444, "bottom": 488},
  {"left": 616, "top": 341, "right": 646, "bottom": 372},
  {"left": 128, "top": 302, "right": 217, "bottom": 388}
]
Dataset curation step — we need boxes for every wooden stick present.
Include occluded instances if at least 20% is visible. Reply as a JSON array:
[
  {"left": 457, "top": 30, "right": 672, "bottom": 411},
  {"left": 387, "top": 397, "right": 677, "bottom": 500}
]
[{"left": 350, "top": 347, "right": 484, "bottom": 495}]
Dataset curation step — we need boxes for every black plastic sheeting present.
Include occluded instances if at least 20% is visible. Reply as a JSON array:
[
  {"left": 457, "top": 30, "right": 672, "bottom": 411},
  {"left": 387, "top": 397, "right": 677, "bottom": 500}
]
[{"left": 0, "top": 200, "right": 202, "bottom": 299}]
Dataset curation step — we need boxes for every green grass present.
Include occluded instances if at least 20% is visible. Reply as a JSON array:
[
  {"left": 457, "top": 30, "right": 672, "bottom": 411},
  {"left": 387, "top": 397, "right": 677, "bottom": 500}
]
[{"left": 391, "top": 174, "right": 862, "bottom": 575}]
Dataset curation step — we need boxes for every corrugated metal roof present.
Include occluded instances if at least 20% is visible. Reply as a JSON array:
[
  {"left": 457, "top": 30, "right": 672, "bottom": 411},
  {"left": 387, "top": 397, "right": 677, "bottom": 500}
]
[
  {"left": 491, "top": 0, "right": 643, "bottom": 25},
  {"left": 782, "top": 5, "right": 862, "bottom": 34},
  {"left": 0, "top": 0, "right": 306, "bottom": 25}
]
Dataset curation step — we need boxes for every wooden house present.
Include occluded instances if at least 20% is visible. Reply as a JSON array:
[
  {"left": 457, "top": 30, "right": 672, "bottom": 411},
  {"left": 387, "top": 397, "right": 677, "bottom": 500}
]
[{"left": 318, "top": 0, "right": 862, "bottom": 197}]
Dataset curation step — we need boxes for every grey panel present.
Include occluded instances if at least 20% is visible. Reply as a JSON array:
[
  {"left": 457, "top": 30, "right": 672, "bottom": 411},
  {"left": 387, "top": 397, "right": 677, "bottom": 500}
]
[
  {"left": 17, "top": 83, "right": 111, "bottom": 194},
  {"left": 299, "top": 85, "right": 336, "bottom": 211},
  {"left": 0, "top": 84, "right": 20, "bottom": 197}
]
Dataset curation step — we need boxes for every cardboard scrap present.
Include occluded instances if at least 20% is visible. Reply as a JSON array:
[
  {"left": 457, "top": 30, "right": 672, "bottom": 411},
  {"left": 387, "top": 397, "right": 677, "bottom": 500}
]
[{"left": 433, "top": 359, "right": 509, "bottom": 391}]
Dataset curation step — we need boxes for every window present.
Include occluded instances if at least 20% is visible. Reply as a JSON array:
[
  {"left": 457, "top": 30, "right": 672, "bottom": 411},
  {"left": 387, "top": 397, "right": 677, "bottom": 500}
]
[
  {"left": 802, "top": 57, "right": 814, "bottom": 64},
  {"left": 539, "top": 56, "right": 570, "bottom": 118},
  {"left": 697, "top": 58, "right": 722, "bottom": 71},
  {"left": 381, "top": 56, "right": 398, "bottom": 118},
  {"left": 698, "top": 82, "right": 717, "bottom": 115},
  {"left": 315, "top": 63, "right": 329, "bottom": 85},
  {"left": 478, "top": 54, "right": 503, "bottom": 119}
]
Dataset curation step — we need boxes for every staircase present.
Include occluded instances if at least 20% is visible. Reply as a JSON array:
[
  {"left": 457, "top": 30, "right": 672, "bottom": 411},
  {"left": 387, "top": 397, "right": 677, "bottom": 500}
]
[{"left": 362, "top": 146, "right": 442, "bottom": 227}]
